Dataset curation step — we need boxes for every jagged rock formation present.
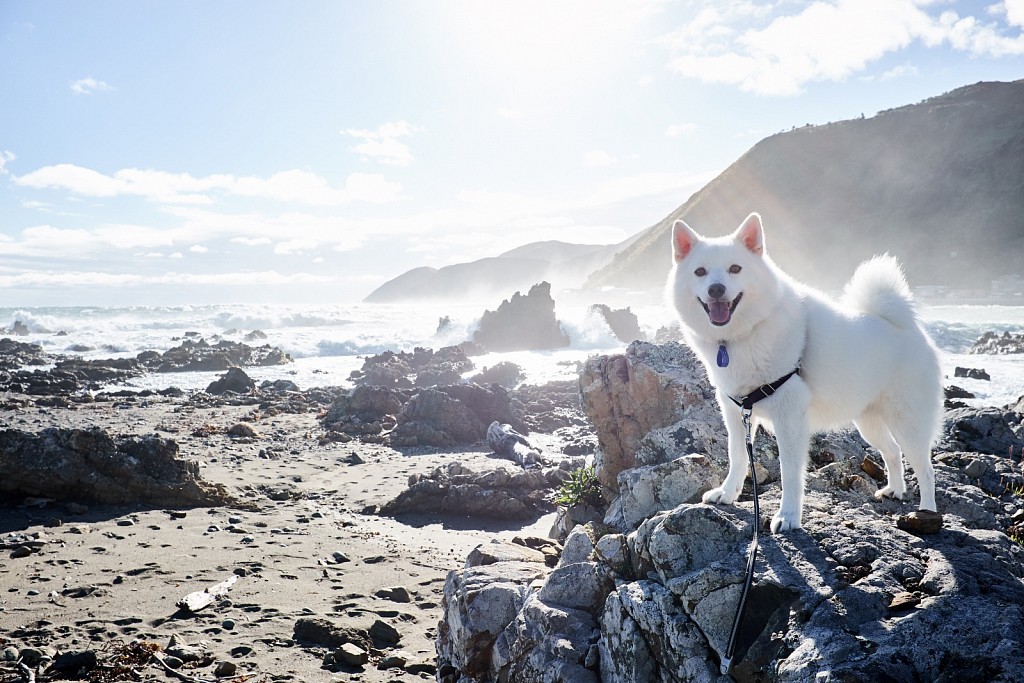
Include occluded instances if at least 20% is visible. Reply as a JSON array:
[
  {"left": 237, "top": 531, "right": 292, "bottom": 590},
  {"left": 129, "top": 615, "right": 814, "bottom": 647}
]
[
  {"left": 472, "top": 282, "right": 570, "bottom": 352},
  {"left": 971, "top": 330, "right": 1024, "bottom": 355},
  {"left": 588, "top": 304, "right": 645, "bottom": 344},
  {"left": 578, "top": 341, "right": 721, "bottom": 492}
]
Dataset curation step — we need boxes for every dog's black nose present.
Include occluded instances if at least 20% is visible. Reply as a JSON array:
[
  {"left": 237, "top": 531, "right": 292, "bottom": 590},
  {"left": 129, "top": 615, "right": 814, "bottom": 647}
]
[{"left": 708, "top": 283, "right": 726, "bottom": 300}]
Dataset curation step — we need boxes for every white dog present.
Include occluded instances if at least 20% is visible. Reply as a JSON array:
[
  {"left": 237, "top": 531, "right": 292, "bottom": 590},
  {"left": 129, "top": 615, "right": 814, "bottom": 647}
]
[{"left": 668, "top": 213, "right": 942, "bottom": 532}]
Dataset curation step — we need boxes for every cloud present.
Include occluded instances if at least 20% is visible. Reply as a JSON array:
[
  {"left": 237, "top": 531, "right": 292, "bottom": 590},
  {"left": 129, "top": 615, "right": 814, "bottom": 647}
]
[
  {"left": 0, "top": 270, "right": 331, "bottom": 289},
  {"left": 0, "top": 150, "right": 14, "bottom": 175},
  {"left": 189, "top": 244, "right": 208, "bottom": 253},
  {"left": 582, "top": 150, "right": 617, "bottom": 167},
  {"left": 70, "top": 77, "right": 113, "bottom": 95},
  {"left": 342, "top": 120, "right": 422, "bottom": 166},
  {"left": 666, "top": 122, "right": 698, "bottom": 137},
  {"left": 12, "top": 164, "right": 404, "bottom": 206},
  {"left": 664, "top": 0, "right": 1024, "bottom": 95}
]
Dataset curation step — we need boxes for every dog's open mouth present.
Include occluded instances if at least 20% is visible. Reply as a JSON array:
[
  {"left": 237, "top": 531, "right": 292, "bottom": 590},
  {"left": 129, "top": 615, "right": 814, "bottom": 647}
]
[{"left": 700, "top": 293, "right": 742, "bottom": 326}]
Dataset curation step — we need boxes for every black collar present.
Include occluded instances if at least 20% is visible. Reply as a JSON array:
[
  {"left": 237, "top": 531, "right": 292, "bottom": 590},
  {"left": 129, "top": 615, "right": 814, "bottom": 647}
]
[{"left": 729, "top": 368, "right": 800, "bottom": 412}]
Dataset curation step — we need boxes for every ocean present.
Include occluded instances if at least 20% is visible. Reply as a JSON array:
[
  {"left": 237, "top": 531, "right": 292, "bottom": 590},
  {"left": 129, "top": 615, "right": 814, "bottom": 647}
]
[{"left": 2, "top": 302, "right": 1023, "bottom": 408}]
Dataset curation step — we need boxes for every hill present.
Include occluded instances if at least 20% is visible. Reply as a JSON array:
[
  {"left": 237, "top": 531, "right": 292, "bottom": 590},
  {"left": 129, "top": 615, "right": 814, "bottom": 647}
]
[
  {"left": 363, "top": 241, "right": 622, "bottom": 303},
  {"left": 587, "top": 80, "right": 1024, "bottom": 293}
]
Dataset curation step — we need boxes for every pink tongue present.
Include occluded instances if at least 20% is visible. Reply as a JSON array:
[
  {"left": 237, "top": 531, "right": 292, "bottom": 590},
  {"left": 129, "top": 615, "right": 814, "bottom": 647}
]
[{"left": 708, "top": 300, "right": 731, "bottom": 324}]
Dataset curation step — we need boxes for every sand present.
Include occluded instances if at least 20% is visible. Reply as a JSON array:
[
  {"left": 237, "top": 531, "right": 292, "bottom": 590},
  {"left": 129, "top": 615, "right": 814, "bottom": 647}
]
[{"left": 0, "top": 395, "right": 559, "bottom": 682}]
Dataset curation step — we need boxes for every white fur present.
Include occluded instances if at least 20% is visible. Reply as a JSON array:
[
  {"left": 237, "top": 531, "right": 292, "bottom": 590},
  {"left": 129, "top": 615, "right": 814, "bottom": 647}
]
[{"left": 668, "top": 213, "right": 942, "bottom": 532}]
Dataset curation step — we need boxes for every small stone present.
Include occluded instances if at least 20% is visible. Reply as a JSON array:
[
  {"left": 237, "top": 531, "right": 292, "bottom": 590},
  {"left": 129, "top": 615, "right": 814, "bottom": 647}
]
[
  {"left": 117, "top": 518, "right": 136, "bottom": 527},
  {"left": 214, "top": 660, "right": 237, "bottom": 677},
  {"left": 378, "top": 651, "right": 411, "bottom": 670},
  {"left": 896, "top": 510, "right": 943, "bottom": 535},
  {"left": 375, "top": 586, "right": 412, "bottom": 603},
  {"left": 860, "top": 456, "right": 886, "bottom": 482},
  {"left": 964, "top": 458, "right": 989, "bottom": 478},
  {"left": 331, "top": 551, "right": 351, "bottom": 564},
  {"left": 369, "top": 619, "right": 401, "bottom": 646},
  {"left": 335, "top": 642, "right": 369, "bottom": 667},
  {"left": 10, "top": 545, "right": 32, "bottom": 559},
  {"left": 222, "top": 618, "right": 236, "bottom": 630},
  {"left": 1, "top": 646, "right": 18, "bottom": 662},
  {"left": 889, "top": 591, "right": 921, "bottom": 612}
]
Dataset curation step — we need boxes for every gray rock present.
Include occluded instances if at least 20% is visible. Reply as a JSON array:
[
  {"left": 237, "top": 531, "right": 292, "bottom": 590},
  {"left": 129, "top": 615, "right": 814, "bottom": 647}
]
[
  {"left": 436, "top": 561, "right": 548, "bottom": 679},
  {"left": 557, "top": 525, "right": 595, "bottom": 567},
  {"left": 607, "top": 454, "right": 725, "bottom": 531},
  {"left": 466, "top": 540, "right": 547, "bottom": 568},
  {"left": 537, "top": 561, "right": 614, "bottom": 614}
]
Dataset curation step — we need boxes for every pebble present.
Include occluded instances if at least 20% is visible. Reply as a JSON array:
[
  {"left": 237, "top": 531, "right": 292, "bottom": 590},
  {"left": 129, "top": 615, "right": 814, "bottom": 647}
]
[
  {"left": 10, "top": 545, "right": 33, "bottom": 559},
  {"left": 214, "top": 660, "right": 237, "bottom": 677},
  {"left": 888, "top": 591, "right": 921, "bottom": 612},
  {"left": 375, "top": 586, "right": 412, "bottom": 603},
  {"left": 335, "top": 642, "right": 369, "bottom": 667},
  {"left": 331, "top": 551, "right": 351, "bottom": 564},
  {"left": 964, "top": 458, "right": 989, "bottom": 478}
]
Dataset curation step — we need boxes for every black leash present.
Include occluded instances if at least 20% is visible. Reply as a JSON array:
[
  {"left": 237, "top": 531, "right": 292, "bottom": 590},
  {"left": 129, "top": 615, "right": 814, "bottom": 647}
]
[{"left": 720, "top": 368, "right": 799, "bottom": 675}]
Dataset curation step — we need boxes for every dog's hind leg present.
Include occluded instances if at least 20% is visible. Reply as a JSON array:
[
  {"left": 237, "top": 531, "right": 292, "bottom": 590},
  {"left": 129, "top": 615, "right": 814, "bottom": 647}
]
[
  {"left": 889, "top": 419, "right": 938, "bottom": 513},
  {"left": 855, "top": 414, "right": 907, "bottom": 502}
]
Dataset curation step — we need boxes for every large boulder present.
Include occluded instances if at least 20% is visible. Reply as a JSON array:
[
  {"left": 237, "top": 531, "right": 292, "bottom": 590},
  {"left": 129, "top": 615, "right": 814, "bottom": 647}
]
[
  {"left": 0, "top": 427, "right": 233, "bottom": 507},
  {"left": 391, "top": 384, "right": 525, "bottom": 448},
  {"left": 379, "top": 461, "right": 566, "bottom": 521},
  {"left": 579, "top": 340, "right": 720, "bottom": 492},
  {"left": 473, "top": 282, "right": 570, "bottom": 352}
]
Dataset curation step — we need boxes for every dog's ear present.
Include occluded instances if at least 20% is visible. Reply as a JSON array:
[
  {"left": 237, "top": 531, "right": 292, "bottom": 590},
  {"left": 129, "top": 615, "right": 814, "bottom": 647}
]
[
  {"left": 734, "top": 213, "right": 764, "bottom": 255},
  {"left": 672, "top": 220, "right": 699, "bottom": 261}
]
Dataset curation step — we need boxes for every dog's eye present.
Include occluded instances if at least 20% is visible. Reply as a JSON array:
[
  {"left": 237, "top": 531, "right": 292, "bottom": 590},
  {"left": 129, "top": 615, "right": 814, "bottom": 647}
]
[
  {"left": 694, "top": 267, "right": 707, "bottom": 277},
  {"left": 729, "top": 265, "right": 742, "bottom": 274}
]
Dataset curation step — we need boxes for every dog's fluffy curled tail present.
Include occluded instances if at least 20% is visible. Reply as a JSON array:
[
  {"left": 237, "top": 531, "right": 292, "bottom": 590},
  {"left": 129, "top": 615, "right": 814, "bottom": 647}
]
[{"left": 843, "top": 254, "right": 919, "bottom": 330}]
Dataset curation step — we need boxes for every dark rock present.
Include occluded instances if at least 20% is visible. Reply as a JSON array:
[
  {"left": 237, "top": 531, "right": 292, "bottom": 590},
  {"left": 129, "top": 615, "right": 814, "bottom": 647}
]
[
  {"left": 0, "top": 338, "right": 49, "bottom": 369},
  {"left": 349, "top": 346, "right": 474, "bottom": 388},
  {"left": 369, "top": 619, "right": 402, "bottom": 646},
  {"left": 49, "top": 649, "right": 98, "bottom": 675},
  {"left": 293, "top": 617, "right": 371, "bottom": 650},
  {"left": 471, "top": 361, "right": 525, "bottom": 388},
  {"left": 142, "top": 338, "right": 292, "bottom": 373},
  {"left": 380, "top": 461, "right": 562, "bottom": 521},
  {"left": 0, "top": 427, "right": 234, "bottom": 507},
  {"left": 896, "top": 509, "right": 944, "bottom": 534},
  {"left": 589, "top": 303, "right": 645, "bottom": 344},
  {"left": 955, "top": 366, "right": 991, "bottom": 381},
  {"left": 206, "top": 367, "right": 256, "bottom": 395},
  {"left": 391, "top": 383, "right": 524, "bottom": 448},
  {"left": 473, "top": 282, "right": 570, "bottom": 352},
  {"left": 940, "top": 406, "right": 1024, "bottom": 456}
]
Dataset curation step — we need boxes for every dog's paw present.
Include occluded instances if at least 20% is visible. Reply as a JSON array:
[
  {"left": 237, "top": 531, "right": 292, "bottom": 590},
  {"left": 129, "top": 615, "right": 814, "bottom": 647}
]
[
  {"left": 874, "top": 484, "right": 906, "bottom": 501},
  {"left": 770, "top": 511, "right": 801, "bottom": 533},
  {"left": 702, "top": 486, "right": 740, "bottom": 506}
]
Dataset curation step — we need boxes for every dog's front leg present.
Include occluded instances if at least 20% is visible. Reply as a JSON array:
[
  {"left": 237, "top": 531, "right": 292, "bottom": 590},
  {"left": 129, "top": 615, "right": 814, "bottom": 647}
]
[
  {"left": 770, "top": 396, "right": 811, "bottom": 532},
  {"left": 702, "top": 393, "right": 747, "bottom": 506}
]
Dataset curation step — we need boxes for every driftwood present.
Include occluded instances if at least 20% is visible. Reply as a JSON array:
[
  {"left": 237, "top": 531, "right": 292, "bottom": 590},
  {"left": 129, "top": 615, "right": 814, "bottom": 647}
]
[
  {"left": 486, "top": 421, "right": 543, "bottom": 467},
  {"left": 176, "top": 574, "right": 238, "bottom": 613}
]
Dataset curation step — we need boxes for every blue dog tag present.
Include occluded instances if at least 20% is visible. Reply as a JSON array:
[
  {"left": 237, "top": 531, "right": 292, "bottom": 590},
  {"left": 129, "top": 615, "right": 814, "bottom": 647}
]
[{"left": 717, "top": 343, "right": 729, "bottom": 368}]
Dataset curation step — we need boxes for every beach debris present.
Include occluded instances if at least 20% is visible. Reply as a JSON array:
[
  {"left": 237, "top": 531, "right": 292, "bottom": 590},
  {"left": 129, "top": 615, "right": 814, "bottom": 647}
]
[
  {"left": 487, "top": 421, "right": 543, "bottom": 467},
  {"left": 176, "top": 574, "right": 239, "bottom": 613}
]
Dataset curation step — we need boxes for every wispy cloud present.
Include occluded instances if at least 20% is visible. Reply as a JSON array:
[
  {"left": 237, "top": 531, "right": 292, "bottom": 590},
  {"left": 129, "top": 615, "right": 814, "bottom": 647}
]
[
  {"left": 13, "top": 164, "right": 404, "bottom": 206},
  {"left": 663, "top": 0, "right": 1024, "bottom": 96},
  {"left": 582, "top": 150, "right": 617, "bottom": 167},
  {"left": 70, "top": 77, "right": 113, "bottom": 95},
  {"left": 341, "top": 120, "right": 422, "bottom": 166},
  {"left": 666, "top": 122, "right": 697, "bottom": 137},
  {"left": 0, "top": 150, "right": 14, "bottom": 175}
]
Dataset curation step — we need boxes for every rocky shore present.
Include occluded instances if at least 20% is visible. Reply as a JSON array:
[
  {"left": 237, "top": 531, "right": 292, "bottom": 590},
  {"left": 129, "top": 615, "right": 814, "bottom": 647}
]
[{"left": 1, "top": 330, "right": 1023, "bottom": 682}]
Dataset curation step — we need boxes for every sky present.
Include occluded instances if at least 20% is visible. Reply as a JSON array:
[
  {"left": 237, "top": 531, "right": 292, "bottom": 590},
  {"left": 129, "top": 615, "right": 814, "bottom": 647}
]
[{"left": 1, "top": 0, "right": 1023, "bottom": 307}]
